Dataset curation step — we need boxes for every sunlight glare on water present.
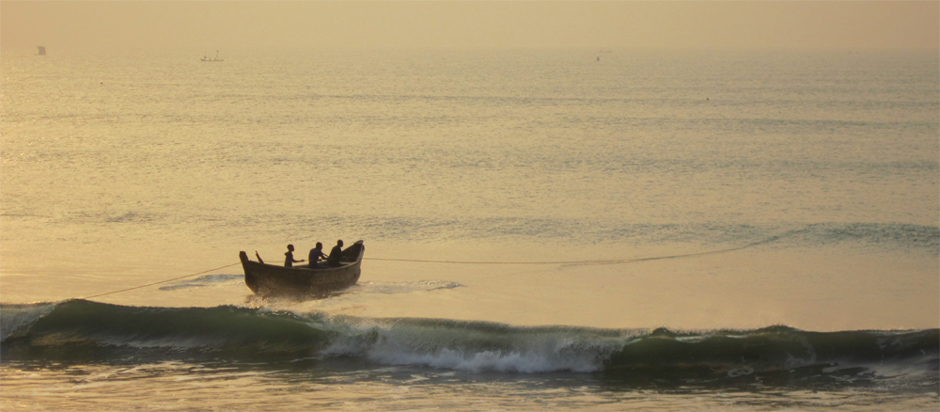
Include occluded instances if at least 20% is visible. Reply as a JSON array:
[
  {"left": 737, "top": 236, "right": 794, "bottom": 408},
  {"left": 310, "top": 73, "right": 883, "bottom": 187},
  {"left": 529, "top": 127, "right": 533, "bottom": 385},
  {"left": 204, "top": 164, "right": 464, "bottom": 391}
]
[{"left": 1, "top": 49, "right": 937, "bottom": 411}]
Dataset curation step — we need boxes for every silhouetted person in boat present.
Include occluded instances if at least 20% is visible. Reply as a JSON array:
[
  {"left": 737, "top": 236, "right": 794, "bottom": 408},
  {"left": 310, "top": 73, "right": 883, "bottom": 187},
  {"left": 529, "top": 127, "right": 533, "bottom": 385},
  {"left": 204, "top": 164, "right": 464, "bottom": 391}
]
[
  {"left": 308, "top": 242, "right": 327, "bottom": 267},
  {"left": 284, "top": 244, "right": 304, "bottom": 267},
  {"left": 327, "top": 240, "right": 344, "bottom": 267}
]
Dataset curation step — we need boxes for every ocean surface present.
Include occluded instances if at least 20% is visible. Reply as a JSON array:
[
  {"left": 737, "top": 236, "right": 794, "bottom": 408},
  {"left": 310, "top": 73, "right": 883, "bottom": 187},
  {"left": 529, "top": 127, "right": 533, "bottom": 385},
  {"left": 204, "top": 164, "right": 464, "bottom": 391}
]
[{"left": 1, "top": 48, "right": 938, "bottom": 411}]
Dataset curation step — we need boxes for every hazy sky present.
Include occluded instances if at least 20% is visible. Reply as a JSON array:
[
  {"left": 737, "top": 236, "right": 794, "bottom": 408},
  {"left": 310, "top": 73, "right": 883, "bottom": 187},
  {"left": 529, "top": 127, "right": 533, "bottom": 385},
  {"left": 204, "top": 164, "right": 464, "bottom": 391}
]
[{"left": 2, "top": 1, "right": 938, "bottom": 52}]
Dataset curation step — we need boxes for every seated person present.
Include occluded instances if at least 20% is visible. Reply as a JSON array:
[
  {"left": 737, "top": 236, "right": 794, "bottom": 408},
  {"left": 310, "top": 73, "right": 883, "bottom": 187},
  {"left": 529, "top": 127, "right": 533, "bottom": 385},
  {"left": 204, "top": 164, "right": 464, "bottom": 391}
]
[
  {"left": 308, "top": 242, "right": 327, "bottom": 267},
  {"left": 327, "top": 240, "right": 344, "bottom": 266}
]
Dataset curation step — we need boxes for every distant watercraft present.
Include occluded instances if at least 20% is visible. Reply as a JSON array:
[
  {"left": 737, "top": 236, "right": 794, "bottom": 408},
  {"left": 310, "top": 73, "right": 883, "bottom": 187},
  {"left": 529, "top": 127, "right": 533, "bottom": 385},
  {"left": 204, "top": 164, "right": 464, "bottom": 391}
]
[
  {"left": 239, "top": 240, "right": 364, "bottom": 297},
  {"left": 201, "top": 50, "right": 224, "bottom": 62},
  {"left": 37, "top": 46, "right": 46, "bottom": 56}
]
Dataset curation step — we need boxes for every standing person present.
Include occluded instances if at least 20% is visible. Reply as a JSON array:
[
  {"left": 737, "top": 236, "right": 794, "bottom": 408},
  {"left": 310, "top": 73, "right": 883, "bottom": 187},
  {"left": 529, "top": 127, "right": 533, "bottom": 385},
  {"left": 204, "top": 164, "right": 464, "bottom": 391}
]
[
  {"left": 284, "top": 244, "right": 304, "bottom": 267},
  {"left": 327, "top": 240, "right": 344, "bottom": 266},
  {"left": 308, "top": 242, "right": 327, "bottom": 267}
]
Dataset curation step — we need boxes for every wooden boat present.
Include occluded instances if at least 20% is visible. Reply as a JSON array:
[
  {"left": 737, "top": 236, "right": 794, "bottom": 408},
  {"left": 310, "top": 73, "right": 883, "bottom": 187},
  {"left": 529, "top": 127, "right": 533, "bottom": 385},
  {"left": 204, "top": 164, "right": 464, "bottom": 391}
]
[{"left": 239, "top": 240, "right": 364, "bottom": 297}]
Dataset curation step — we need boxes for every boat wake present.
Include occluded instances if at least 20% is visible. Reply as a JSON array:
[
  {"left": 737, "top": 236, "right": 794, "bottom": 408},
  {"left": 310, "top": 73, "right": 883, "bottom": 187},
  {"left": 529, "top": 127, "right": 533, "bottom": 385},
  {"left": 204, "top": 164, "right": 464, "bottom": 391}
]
[
  {"left": 158, "top": 274, "right": 245, "bottom": 291},
  {"left": 354, "top": 280, "right": 463, "bottom": 294}
]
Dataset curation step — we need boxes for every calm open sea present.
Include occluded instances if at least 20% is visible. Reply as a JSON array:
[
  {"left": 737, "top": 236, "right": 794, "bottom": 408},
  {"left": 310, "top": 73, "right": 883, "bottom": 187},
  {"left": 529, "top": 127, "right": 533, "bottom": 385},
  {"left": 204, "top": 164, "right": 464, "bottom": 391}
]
[{"left": 1, "top": 49, "right": 938, "bottom": 411}]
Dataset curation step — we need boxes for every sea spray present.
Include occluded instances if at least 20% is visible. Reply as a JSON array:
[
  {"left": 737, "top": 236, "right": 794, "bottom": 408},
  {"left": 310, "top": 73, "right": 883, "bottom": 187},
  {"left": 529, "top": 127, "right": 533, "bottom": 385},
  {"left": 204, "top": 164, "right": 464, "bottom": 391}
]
[{"left": 317, "top": 316, "right": 635, "bottom": 373}]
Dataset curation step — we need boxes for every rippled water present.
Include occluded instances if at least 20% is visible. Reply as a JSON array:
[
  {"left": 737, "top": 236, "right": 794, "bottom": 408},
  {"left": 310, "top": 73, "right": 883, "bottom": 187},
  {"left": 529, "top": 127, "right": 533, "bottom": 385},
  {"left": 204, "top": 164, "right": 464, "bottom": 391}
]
[{"left": 2, "top": 49, "right": 938, "bottom": 410}]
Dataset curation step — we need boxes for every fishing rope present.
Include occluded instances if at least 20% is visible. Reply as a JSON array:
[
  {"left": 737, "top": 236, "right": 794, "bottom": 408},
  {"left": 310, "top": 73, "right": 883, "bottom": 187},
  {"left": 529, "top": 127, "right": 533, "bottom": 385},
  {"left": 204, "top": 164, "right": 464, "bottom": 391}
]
[
  {"left": 364, "top": 238, "right": 769, "bottom": 266},
  {"left": 81, "top": 262, "right": 241, "bottom": 300},
  {"left": 81, "top": 235, "right": 781, "bottom": 299}
]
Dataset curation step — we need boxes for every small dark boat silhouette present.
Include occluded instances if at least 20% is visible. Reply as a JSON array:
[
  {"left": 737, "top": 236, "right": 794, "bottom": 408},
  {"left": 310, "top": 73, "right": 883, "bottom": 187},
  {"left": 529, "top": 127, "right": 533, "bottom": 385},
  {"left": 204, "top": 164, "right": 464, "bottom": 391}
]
[{"left": 239, "top": 240, "right": 364, "bottom": 297}]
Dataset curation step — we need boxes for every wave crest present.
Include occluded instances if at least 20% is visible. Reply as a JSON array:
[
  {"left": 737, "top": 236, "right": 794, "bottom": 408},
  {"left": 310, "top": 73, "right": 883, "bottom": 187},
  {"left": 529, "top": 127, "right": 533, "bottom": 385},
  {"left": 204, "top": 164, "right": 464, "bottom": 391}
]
[{"left": 2, "top": 300, "right": 936, "bottom": 387}]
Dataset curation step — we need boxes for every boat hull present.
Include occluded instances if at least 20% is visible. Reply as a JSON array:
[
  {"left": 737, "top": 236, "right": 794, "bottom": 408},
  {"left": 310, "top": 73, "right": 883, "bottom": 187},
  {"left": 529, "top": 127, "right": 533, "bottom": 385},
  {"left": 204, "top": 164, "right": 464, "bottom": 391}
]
[{"left": 240, "top": 241, "right": 364, "bottom": 297}]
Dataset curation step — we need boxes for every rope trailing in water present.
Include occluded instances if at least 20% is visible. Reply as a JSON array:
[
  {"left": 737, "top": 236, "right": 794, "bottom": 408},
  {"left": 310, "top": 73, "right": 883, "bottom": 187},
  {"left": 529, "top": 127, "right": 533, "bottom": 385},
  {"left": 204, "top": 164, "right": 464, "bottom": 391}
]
[
  {"left": 81, "top": 262, "right": 241, "bottom": 300},
  {"left": 364, "top": 236, "right": 780, "bottom": 266},
  {"left": 81, "top": 236, "right": 781, "bottom": 299},
  {"left": 368, "top": 247, "right": 731, "bottom": 265}
]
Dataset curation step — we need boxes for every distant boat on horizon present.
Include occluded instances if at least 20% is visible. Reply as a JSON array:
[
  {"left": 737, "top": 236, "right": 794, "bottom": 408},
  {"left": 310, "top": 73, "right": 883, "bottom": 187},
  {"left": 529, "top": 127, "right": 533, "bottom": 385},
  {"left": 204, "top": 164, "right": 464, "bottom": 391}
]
[
  {"left": 37, "top": 46, "right": 46, "bottom": 56},
  {"left": 201, "top": 50, "right": 223, "bottom": 62}
]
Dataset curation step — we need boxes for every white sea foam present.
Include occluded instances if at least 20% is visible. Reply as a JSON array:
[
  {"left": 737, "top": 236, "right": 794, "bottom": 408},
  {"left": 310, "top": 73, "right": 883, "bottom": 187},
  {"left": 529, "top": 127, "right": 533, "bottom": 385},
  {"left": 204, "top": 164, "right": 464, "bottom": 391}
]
[
  {"left": 366, "top": 346, "right": 609, "bottom": 373},
  {"left": 318, "top": 318, "right": 627, "bottom": 373}
]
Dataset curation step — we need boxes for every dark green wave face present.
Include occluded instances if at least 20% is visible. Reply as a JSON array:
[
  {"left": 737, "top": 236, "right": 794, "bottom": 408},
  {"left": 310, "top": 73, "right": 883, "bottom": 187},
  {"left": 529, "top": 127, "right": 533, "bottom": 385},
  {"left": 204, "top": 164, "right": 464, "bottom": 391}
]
[
  {"left": 2, "top": 300, "right": 337, "bottom": 362},
  {"left": 2, "top": 300, "right": 937, "bottom": 389},
  {"left": 604, "top": 327, "right": 939, "bottom": 387}
]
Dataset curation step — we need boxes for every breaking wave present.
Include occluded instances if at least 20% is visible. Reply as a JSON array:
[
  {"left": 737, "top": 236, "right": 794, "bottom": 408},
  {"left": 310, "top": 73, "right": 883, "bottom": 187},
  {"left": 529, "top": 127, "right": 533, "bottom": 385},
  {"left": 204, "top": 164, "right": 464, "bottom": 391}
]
[{"left": 2, "top": 300, "right": 936, "bottom": 388}]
